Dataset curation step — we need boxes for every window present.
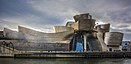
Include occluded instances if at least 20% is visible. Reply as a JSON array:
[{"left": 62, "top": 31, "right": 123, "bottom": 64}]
[
  {"left": 69, "top": 24, "right": 72, "bottom": 27},
  {"left": 109, "top": 48, "right": 112, "bottom": 51}
]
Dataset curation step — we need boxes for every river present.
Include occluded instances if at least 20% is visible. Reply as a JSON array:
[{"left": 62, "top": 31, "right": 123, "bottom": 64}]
[{"left": 0, "top": 58, "right": 131, "bottom": 64}]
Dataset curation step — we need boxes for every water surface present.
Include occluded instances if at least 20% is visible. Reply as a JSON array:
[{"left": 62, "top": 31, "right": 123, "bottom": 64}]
[{"left": 0, "top": 58, "right": 131, "bottom": 64}]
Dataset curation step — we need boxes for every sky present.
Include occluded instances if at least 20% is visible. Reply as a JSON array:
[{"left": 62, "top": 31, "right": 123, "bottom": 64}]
[{"left": 0, "top": 0, "right": 131, "bottom": 41}]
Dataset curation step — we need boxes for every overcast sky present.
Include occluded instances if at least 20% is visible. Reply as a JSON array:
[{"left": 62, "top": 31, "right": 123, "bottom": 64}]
[{"left": 0, "top": 0, "right": 131, "bottom": 41}]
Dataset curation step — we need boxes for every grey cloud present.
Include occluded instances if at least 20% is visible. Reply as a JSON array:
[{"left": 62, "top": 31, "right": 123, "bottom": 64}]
[
  {"left": 0, "top": 19, "right": 19, "bottom": 30},
  {"left": 0, "top": 0, "right": 131, "bottom": 40},
  {"left": 106, "top": 7, "right": 131, "bottom": 23},
  {"left": 125, "top": 29, "right": 131, "bottom": 32},
  {"left": 123, "top": 34, "right": 131, "bottom": 41},
  {"left": 0, "top": 0, "right": 64, "bottom": 26},
  {"left": 115, "top": 25, "right": 129, "bottom": 28}
]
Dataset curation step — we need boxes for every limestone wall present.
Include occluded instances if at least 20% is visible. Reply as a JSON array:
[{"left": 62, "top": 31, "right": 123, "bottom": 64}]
[
  {"left": 95, "top": 24, "right": 110, "bottom": 33},
  {"left": 104, "top": 32, "right": 123, "bottom": 46},
  {"left": 0, "top": 40, "right": 70, "bottom": 51},
  {"left": 0, "top": 31, "right": 4, "bottom": 38},
  {"left": 3, "top": 28, "right": 19, "bottom": 39},
  {"left": 18, "top": 26, "right": 73, "bottom": 43},
  {"left": 0, "top": 40, "right": 18, "bottom": 43},
  {"left": 73, "top": 13, "right": 92, "bottom": 22},
  {"left": 14, "top": 42, "right": 69, "bottom": 51},
  {"left": 107, "top": 47, "right": 121, "bottom": 51},
  {"left": 74, "top": 19, "right": 95, "bottom": 31},
  {"left": 2, "top": 26, "right": 72, "bottom": 51},
  {"left": 15, "top": 26, "right": 73, "bottom": 51},
  {"left": 66, "top": 22, "right": 75, "bottom": 28},
  {"left": 53, "top": 26, "right": 74, "bottom": 33}
]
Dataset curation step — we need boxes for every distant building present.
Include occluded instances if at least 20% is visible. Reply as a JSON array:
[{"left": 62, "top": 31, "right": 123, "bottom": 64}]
[{"left": 122, "top": 41, "right": 131, "bottom": 51}]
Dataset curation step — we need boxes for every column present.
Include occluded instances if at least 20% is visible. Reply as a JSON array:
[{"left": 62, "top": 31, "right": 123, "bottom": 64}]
[{"left": 84, "top": 32, "right": 87, "bottom": 52}]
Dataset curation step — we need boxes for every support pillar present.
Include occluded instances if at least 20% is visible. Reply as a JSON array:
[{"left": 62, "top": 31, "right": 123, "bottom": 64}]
[
  {"left": 84, "top": 32, "right": 87, "bottom": 52},
  {"left": 0, "top": 47, "right": 1, "bottom": 53},
  {"left": 72, "top": 32, "right": 77, "bottom": 51}
]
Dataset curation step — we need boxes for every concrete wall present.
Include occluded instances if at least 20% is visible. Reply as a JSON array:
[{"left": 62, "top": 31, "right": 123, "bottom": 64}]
[{"left": 53, "top": 26, "right": 74, "bottom": 33}]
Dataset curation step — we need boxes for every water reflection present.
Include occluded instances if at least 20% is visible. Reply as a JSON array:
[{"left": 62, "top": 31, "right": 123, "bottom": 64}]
[{"left": 0, "top": 58, "right": 131, "bottom": 64}]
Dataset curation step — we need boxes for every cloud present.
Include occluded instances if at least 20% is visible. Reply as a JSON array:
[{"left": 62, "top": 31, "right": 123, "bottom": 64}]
[
  {"left": 0, "top": 0, "right": 131, "bottom": 40},
  {"left": 0, "top": 19, "right": 19, "bottom": 30}
]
